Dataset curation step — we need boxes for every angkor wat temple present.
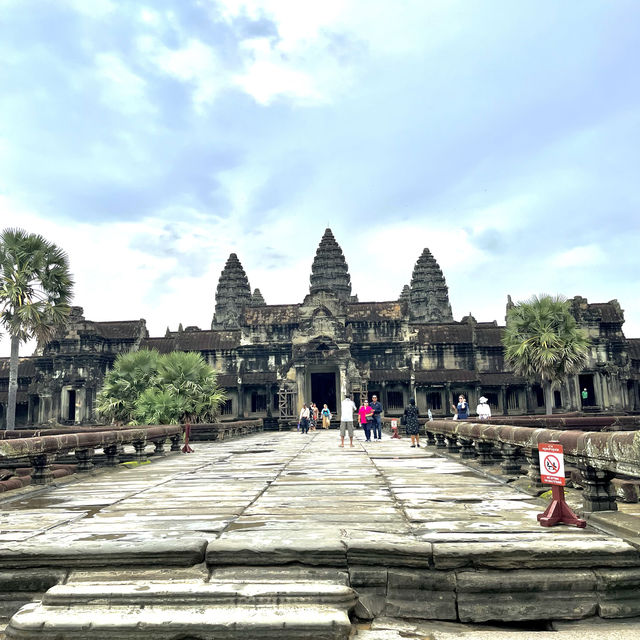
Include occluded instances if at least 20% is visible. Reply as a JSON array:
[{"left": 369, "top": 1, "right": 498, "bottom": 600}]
[{"left": 1, "top": 228, "right": 639, "bottom": 427}]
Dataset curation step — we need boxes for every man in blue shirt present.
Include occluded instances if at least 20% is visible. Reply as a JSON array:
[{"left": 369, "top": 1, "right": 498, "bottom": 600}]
[{"left": 369, "top": 395, "right": 383, "bottom": 441}]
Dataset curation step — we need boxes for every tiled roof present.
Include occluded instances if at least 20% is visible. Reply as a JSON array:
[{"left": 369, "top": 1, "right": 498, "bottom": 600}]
[
  {"left": 588, "top": 302, "right": 624, "bottom": 323},
  {"left": 95, "top": 320, "right": 146, "bottom": 340},
  {"left": 242, "top": 305, "right": 300, "bottom": 325},
  {"left": 369, "top": 369, "right": 411, "bottom": 382},
  {"left": 475, "top": 326, "right": 504, "bottom": 347},
  {"left": 346, "top": 302, "right": 405, "bottom": 321},
  {"left": 478, "top": 372, "right": 526, "bottom": 385},
  {"left": 141, "top": 331, "right": 241, "bottom": 353},
  {"left": 626, "top": 339, "right": 640, "bottom": 360},
  {"left": 416, "top": 324, "right": 472, "bottom": 344},
  {"left": 0, "top": 358, "right": 37, "bottom": 379},
  {"left": 414, "top": 369, "right": 478, "bottom": 383}
]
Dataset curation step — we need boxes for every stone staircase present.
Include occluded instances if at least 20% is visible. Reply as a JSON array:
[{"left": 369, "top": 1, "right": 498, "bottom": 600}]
[{"left": 4, "top": 568, "right": 356, "bottom": 639}]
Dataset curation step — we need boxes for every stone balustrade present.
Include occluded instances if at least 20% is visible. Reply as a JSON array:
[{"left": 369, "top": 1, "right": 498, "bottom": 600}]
[
  {"left": 388, "top": 417, "right": 640, "bottom": 513},
  {"left": 383, "top": 418, "right": 640, "bottom": 512},
  {"left": 0, "top": 425, "right": 182, "bottom": 486}
]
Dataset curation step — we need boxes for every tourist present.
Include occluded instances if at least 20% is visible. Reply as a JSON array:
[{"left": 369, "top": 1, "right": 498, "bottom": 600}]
[
  {"left": 339, "top": 394, "right": 357, "bottom": 447},
  {"left": 299, "top": 404, "right": 310, "bottom": 434},
  {"left": 358, "top": 400, "right": 373, "bottom": 441},
  {"left": 369, "top": 394, "right": 383, "bottom": 440},
  {"left": 476, "top": 396, "right": 491, "bottom": 420},
  {"left": 453, "top": 394, "right": 469, "bottom": 420},
  {"left": 321, "top": 404, "right": 331, "bottom": 428},
  {"left": 581, "top": 388, "right": 589, "bottom": 406},
  {"left": 309, "top": 403, "right": 318, "bottom": 431},
  {"left": 404, "top": 398, "right": 421, "bottom": 447}
]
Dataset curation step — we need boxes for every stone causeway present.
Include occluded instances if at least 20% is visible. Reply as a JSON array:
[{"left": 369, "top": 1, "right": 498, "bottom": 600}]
[{"left": 2, "top": 430, "right": 640, "bottom": 638}]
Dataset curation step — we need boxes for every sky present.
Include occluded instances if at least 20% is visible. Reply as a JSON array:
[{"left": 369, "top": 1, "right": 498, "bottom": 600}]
[{"left": 1, "top": 0, "right": 639, "bottom": 357}]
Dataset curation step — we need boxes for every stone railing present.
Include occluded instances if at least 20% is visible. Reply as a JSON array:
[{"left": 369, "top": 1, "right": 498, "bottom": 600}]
[
  {"left": 0, "top": 425, "right": 182, "bottom": 486},
  {"left": 418, "top": 419, "right": 640, "bottom": 513},
  {"left": 187, "top": 419, "right": 263, "bottom": 441}
]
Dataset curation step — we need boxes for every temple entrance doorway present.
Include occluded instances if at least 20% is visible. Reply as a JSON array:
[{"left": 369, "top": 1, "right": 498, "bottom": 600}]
[
  {"left": 310, "top": 372, "right": 337, "bottom": 413},
  {"left": 579, "top": 374, "right": 596, "bottom": 407}
]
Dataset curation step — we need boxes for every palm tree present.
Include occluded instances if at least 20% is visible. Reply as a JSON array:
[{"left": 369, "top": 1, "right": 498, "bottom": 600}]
[
  {"left": 0, "top": 229, "right": 74, "bottom": 430},
  {"left": 96, "top": 349, "right": 226, "bottom": 425},
  {"left": 95, "top": 349, "right": 160, "bottom": 424},
  {"left": 503, "top": 294, "right": 590, "bottom": 415}
]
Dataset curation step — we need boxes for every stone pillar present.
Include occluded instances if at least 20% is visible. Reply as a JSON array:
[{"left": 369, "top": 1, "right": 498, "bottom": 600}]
[
  {"left": 446, "top": 435, "right": 461, "bottom": 453},
  {"left": 169, "top": 434, "right": 181, "bottom": 452},
  {"left": 339, "top": 365, "right": 348, "bottom": 401},
  {"left": 445, "top": 383, "right": 451, "bottom": 416},
  {"left": 578, "top": 460, "right": 617, "bottom": 512},
  {"left": 409, "top": 372, "right": 415, "bottom": 404},
  {"left": 29, "top": 454, "right": 54, "bottom": 485},
  {"left": 434, "top": 433, "right": 447, "bottom": 449},
  {"left": 75, "top": 387, "right": 86, "bottom": 424},
  {"left": 237, "top": 381, "right": 245, "bottom": 418},
  {"left": 103, "top": 444, "right": 120, "bottom": 467},
  {"left": 458, "top": 437, "right": 476, "bottom": 459},
  {"left": 500, "top": 444, "right": 522, "bottom": 475},
  {"left": 500, "top": 385, "right": 508, "bottom": 415},
  {"left": 153, "top": 438, "right": 167, "bottom": 457},
  {"left": 425, "top": 429, "right": 436, "bottom": 446},
  {"left": 525, "top": 383, "right": 532, "bottom": 414},
  {"left": 132, "top": 439, "right": 148, "bottom": 463},
  {"left": 74, "top": 448, "right": 95, "bottom": 472},
  {"left": 525, "top": 448, "right": 544, "bottom": 489},
  {"left": 295, "top": 365, "right": 306, "bottom": 412},
  {"left": 475, "top": 440, "right": 494, "bottom": 465}
]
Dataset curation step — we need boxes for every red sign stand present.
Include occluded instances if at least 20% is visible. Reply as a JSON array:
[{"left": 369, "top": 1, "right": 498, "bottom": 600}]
[
  {"left": 537, "top": 442, "right": 586, "bottom": 528},
  {"left": 182, "top": 423, "right": 194, "bottom": 453},
  {"left": 537, "top": 484, "right": 586, "bottom": 528}
]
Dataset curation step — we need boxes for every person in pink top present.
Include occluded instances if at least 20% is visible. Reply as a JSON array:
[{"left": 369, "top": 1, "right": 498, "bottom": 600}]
[{"left": 358, "top": 400, "right": 373, "bottom": 442}]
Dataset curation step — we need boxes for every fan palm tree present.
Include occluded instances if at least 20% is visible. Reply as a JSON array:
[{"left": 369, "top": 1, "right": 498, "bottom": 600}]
[
  {"left": 95, "top": 349, "right": 160, "bottom": 424},
  {"left": 503, "top": 294, "right": 590, "bottom": 415},
  {"left": 0, "top": 229, "right": 74, "bottom": 430},
  {"left": 96, "top": 349, "right": 226, "bottom": 425}
]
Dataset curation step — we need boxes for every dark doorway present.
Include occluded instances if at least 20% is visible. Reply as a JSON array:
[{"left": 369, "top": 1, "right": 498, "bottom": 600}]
[
  {"left": 579, "top": 374, "right": 596, "bottom": 407},
  {"left": 310, "top": 372, "right": 337, "bottom": 413},
  {"left": 68, "top": 390, "right": 76, "bottom": 422}
]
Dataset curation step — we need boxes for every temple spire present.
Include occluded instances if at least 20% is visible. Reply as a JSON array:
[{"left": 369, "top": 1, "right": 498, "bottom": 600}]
[
  {"left": 309, "top": 228, "right": 352, "bottom": 300},
  {"left": 212, "top": 253, "right": 251, "bottom": 328},
  {"left": 409, "top": 248, "right": 453, "bottom": 322},
  {"left": 250, "top": 288, "right": 266, "bottom": 307}
]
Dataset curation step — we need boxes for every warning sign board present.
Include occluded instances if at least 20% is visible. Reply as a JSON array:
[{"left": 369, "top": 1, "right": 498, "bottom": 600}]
[
  {"left": 539, "top": 442, "right": 565, "bottom": 486},
  {"left": 390, "top": 419, "right": 398, "bottom": 429}
]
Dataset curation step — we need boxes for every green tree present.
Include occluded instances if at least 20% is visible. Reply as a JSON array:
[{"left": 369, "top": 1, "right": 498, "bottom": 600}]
[
  {"left": 0, "top": 229, "right": 74, "bottom": 430},
  {"left": 96, "top": 349, "right": 226, "bottom": 425},
  {"left": 503, "top": 294, "right": 590, "bottom": 415}
]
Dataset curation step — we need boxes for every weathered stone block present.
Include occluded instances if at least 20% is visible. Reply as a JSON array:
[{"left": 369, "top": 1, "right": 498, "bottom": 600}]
[
  {"left": 387, "top": 568, "right": 455, "bottom": 591},
  {"left": 456, "top": 568, "right": 598, "bottom": 622},
  {"left": 349, "top": 566, "right": 387, "bottom": 588},
  {"left": 384, "top": 592, "right": 457, "bottom": 620},
  {"left": 595, "top": 567, "right": 640, "bottom": 618}
]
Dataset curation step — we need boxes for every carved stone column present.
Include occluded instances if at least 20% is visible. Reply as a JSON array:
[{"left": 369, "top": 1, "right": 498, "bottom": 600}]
[
  {"left": 132, "top": 439, "right": 147, "bottom": 463},
  {"left": 434, "top": 433, "right": 447, "bottom": 449},
  {"left": 475, "top": 440, "right": 494, "bottom": 465},
  {"left": 500, "top": 444, "right": 522, "bottom": 475},
  {"left": 578, "top": 460, "right": 618, "bottom": 512},
  {"left": 103, "top": 444, "right": 119, "bottom": 467},
  {"left": 525, "top": 448, "right": 544, "bottom": 489},
  {"left": 169, "top": 434, "right": 181, "bottom": 452},
  {"left": 74, "top": 448, "right": 95, "bottom": 472},
  {"left": 446, "top": 435, "right": 461, "bottom": 453},
  {"left": 29, "top": 454, "right": 54, "bottom": 485},
  {"left": 458, "top": 437, "right": 476, "bottom": 459},
  {"left": 425, "top": 430, "right": 436, "bottom": 446},
  {"left": 500, "top": 385, "right": 508, "bottom": 415},
  {"left": 153, "top": 438, "right": 167, "bottom": 457}
]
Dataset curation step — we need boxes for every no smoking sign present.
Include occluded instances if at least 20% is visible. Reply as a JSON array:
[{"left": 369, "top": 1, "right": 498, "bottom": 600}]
[{"left": 539, "top": 442, "right": 565, "bottom": 486}]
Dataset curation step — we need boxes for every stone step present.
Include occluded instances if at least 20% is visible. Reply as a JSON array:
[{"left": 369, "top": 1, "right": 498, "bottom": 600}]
[
  {"left": 6, "top": 603, "right": 352, "bottom": 639},
  {"left": 41, "top": 580, "right": 358, "bottom": 608}
]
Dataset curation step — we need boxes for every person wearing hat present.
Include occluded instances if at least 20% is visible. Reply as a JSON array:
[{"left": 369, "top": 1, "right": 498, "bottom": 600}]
[{"left": 476, "top": 396, "right": 491, "bottom": 420}]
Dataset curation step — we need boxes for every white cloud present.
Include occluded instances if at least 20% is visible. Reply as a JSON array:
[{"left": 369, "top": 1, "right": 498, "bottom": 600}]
[
  {"left": 550, "top": 245, "right": 606, "bottom": 269},
  {"left": 94, "top": 52, "right": 152, "bottom": 115}
]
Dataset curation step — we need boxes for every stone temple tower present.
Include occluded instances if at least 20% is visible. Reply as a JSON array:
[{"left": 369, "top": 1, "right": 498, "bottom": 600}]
[
  {"left": 409, "top": 248, "right": 453, "bottom": 322},
  {"left": 309, "top": 228, "right": 352, "bottom": 301},
  {"left": 211, "top": 253, "right": 252, "bottom": 329}
]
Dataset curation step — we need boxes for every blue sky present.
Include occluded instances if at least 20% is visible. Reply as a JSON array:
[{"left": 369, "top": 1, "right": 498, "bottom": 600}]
[{"left": 1, "top": 0, "right": 639, "bottom": 356}]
